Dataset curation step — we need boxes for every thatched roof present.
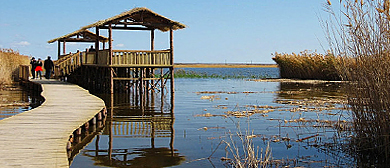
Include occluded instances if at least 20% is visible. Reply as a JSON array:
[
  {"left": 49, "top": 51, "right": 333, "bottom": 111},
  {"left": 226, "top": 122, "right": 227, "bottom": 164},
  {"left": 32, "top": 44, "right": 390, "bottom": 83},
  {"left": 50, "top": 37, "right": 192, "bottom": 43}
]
[
  {"left": 48, "top": 29, "right": 109, "bottom": 43},
  {"left": 80, "top": 7, "right": 186, "bottom": 32}
]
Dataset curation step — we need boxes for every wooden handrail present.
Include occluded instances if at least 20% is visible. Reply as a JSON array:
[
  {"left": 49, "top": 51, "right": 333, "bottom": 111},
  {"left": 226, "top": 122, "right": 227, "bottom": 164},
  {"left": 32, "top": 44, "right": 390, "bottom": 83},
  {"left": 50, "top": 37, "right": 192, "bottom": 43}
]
[{"left": 112, "top": 49, "right": 170, "bottom": 53}]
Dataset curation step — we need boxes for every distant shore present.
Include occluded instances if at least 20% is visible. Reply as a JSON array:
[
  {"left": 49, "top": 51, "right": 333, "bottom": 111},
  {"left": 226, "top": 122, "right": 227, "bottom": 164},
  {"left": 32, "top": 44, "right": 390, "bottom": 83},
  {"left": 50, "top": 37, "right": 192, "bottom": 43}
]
[{"left": 174, "top": 63, "right": 278, "bottom": 68}]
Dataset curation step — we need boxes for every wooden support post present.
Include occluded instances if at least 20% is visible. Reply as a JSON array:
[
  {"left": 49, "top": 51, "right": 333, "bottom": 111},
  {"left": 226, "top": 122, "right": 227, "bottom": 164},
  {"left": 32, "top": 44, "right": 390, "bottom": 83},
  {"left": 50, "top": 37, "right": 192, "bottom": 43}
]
[
  {"left": 160, "top": 68, "right": 164, "bottom": 113},
  {"left": 95, "top": 27, "right": 100, "bottom": 64},
  {"left": 58, "top": 41, "right": 61, "bottom": 59},
  {"left": 75, "top": 127, "right": 82, "bottom": 135},
  {"left": 151, "top": 29, "right": 155, "bottom": 51},
  {"left": 169, "top": 27, "right": 175, "bottom": 112},
  {"left": 140, "top": 68, "right": 144, "bottom": 112},
  {"left": 63, "top": 41, "right": 66, "bottom": 55},
  {"left": 109, "top": 24, "right": 114, "bottom": 95},
  {"left": 84, "top": 121, "right": 90, "bottom": 130}
]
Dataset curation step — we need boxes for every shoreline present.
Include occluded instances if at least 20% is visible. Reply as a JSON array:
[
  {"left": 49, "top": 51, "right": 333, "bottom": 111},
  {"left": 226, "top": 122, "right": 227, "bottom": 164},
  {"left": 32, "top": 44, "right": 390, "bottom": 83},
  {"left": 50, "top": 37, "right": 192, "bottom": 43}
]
[{"left": 174, "top": 63, "right": 277, "bottom": 68}]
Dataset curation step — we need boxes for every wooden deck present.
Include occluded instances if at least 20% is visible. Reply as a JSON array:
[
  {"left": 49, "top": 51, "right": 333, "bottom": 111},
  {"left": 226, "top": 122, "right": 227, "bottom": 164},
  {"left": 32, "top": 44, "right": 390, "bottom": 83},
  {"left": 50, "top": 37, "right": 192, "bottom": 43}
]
[{"left": 0, "top": 79, "right": 105, "bottom": 167}]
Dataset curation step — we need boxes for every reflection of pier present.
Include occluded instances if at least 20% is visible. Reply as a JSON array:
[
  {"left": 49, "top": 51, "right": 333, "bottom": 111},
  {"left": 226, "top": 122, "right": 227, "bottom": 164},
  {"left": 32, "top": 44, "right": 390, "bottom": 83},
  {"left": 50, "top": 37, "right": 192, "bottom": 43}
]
[
  {"left": 80, "top": 111, "right": 184, "bottom": 167},
  {"left": 110, "top": 116, "right": 173, "bottom": 138},
  {"left": 66, "top": 81, "right": 182, "bottom": 167}
]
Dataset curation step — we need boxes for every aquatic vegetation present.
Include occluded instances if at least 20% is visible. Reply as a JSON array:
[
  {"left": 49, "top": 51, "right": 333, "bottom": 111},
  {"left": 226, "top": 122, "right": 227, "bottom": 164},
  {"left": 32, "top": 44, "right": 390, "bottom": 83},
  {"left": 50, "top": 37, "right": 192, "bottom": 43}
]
[
  {"left": 272, "top": 50, "right": 345, "bottom": 81},
  {"left": 192, "top": 81, "right": 353, "bottom": 167},
  {"left": 324, "top": 0, "right": 390, "bottom": 166}
]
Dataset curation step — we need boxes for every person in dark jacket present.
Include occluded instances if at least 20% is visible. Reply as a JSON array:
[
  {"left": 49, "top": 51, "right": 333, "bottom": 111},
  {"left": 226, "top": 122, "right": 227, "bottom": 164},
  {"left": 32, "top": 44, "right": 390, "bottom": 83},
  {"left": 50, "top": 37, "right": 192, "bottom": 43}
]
[
  {"left": 30, "top": 57, "right": 37, "bottom": 79},
  {"left": 44, "top": 56, "right": 54, "bottom": 79}
]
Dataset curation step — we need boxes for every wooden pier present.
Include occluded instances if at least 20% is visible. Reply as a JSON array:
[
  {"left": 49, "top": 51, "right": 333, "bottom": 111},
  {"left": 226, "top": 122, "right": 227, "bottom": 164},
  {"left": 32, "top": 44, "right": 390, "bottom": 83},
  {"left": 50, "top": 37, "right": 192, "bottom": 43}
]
[
  {"left": 48, "top": 7, "right": 186, "bottom": 112},
  {"left": 0, "top": 79, "right": 105, "bottom": 167}
]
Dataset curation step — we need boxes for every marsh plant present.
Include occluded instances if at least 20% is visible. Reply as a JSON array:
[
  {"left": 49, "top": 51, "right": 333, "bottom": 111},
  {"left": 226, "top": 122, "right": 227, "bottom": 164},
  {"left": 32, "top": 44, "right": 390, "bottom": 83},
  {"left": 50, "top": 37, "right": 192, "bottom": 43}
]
[
  {"left": 0, "top": 49, "right": 29, "bottom": 85},
  {"left": 323, "top": 0, "right": 390, "bottom": 166},
  {"left": 272, "top": 50, "right": 342, "bottom": 81}
]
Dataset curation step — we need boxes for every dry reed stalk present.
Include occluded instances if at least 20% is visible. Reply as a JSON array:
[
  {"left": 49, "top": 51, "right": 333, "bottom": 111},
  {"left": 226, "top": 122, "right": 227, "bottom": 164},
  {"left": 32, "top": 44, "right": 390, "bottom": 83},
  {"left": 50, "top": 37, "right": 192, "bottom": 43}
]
[
  {"left": 223, "top": 125, "right": 272, "bottom": 168},
  {"left": 272, "top": 50, "right": 344, "bottom": 80},
  {"left": 324, "top": 0, "right": 390, "bottom": 166},
  {"left": 0, "top": 48, "right": 30, "bottom": 85}
]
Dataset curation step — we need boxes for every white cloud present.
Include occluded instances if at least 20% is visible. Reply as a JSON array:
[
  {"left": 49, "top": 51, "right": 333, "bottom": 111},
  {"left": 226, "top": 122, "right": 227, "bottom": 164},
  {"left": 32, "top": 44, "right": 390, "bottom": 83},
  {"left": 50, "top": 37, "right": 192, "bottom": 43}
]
[
  {"left": 15, "top": 41, "right": 30, "bottom": 46},
  {"left": 116, "top": 44, "right": 124, "bottom": 47}
]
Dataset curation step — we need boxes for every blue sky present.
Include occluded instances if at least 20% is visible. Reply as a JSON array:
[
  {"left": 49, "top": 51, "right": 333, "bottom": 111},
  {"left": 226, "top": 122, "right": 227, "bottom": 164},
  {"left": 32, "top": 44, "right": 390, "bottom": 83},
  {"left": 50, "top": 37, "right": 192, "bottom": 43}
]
[{"left": 0, "top": 0, "right": 333, "bottom": 64}]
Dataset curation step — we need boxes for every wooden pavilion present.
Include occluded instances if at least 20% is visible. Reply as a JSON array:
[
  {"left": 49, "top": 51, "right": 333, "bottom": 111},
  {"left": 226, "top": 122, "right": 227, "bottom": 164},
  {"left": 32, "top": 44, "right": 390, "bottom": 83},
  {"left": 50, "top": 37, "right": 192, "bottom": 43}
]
[{"left": 48, "top": 7, "right": 186, "bottom": 112}]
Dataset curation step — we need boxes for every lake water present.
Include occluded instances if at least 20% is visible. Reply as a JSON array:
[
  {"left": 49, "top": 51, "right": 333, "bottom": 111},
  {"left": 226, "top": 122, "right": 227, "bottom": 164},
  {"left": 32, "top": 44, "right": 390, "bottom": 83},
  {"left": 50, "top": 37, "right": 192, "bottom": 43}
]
[
  {"left": 70, "top": 67, "right": 354, "bottom": 167},
  {"left": 0, "top": 84, "right": 43, "bottom": 120}
]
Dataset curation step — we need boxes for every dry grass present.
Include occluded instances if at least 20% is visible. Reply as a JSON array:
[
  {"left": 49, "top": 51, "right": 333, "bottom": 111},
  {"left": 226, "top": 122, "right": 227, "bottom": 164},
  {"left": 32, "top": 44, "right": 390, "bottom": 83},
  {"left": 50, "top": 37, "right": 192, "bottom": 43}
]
[
  {"left": 223, "top": 128, "right": 272, "bottom": 168},
  {"left": 324, "top": 0, "right": 390, "bottom": 166},
  {"left": 0, "top": 49, "right": 30, "bottom": 85},
  {"left": 272, "top": 50, "right": 345, "bottom": 81}
]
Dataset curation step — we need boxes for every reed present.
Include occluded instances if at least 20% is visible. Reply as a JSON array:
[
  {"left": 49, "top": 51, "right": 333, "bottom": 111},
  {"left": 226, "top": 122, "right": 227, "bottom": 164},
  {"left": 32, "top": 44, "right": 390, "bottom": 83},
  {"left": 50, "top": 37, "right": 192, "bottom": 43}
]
[
  {"left": 324, "top": 0, "right": 390, "bottom": 166},
  {"left": 272, "top": 50, "right": 344, "bottom": 81},
  {"left": 0, "top": 49, "right": 30, "bottom": 85},
  {"left": 223, "top": 127, "right": 272, "bottom": 168}
]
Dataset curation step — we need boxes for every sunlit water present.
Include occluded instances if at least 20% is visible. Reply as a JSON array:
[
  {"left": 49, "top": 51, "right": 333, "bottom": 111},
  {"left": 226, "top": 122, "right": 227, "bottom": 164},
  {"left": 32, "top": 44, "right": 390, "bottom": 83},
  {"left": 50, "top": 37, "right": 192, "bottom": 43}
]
[{"left": 70, "top": 67, "right": 354, "bottom": 167}]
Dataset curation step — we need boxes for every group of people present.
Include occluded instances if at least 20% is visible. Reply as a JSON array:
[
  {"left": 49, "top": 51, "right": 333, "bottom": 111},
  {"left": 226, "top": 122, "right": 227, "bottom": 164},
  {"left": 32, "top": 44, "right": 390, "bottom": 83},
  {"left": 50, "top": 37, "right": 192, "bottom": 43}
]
[{"left": 30, "top": 56, "right": 54, "bottom": 79}]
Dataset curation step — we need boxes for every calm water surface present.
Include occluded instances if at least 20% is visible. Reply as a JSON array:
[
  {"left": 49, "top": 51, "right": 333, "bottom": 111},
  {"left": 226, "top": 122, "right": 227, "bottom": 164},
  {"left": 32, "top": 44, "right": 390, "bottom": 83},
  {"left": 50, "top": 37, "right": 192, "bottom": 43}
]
[
  {"left": 70, "top": 68, "right": 353, "bottom": 167},
  {"left": 0, "top": 84, "right": 43, "bottom": 120}
]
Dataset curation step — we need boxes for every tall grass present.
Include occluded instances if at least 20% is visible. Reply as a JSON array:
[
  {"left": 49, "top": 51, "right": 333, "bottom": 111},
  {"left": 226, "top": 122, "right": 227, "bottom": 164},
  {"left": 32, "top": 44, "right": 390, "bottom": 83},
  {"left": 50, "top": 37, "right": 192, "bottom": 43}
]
[
  {"left": 0, "top": 49, "right": 30, "bottom": 85},
  {"left": 324, "top": 0, "right": 390, "bottom": 166},
  {"left": 272, "top": 50, "right": 343, "bottom": 81}
]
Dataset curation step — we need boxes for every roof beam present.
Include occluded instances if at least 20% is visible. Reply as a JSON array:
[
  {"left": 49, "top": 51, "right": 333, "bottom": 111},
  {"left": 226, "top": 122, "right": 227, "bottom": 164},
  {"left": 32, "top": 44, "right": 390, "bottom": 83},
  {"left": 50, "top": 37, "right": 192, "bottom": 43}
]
[{"left": 98, "top": 26, "right": 154, "bottom": 30}]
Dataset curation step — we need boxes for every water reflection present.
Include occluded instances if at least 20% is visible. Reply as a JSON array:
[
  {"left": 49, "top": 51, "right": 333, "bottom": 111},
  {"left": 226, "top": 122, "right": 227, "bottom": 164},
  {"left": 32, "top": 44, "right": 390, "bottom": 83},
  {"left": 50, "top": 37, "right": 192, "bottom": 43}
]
[
  {"left": 72, "top": 91, "right": 184, "bottom": 167},
  {"left": 0, "top": 84, "right": 44, "bottom": 120}
]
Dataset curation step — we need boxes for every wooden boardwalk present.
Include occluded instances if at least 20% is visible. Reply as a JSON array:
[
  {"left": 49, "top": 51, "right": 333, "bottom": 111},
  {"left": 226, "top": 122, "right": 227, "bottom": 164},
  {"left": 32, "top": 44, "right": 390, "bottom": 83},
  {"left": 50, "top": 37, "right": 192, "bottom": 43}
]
[{"left": 0, "top": 79, "right": 105, "bottom": 167}]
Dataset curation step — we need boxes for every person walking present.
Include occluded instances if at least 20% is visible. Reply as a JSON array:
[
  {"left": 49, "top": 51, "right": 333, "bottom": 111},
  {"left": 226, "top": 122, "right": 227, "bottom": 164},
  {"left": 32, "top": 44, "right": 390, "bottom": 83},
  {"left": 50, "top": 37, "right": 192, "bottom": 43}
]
[
  {"left": 30, "top": 57, "right": 37, "bottom": 79},
  {"left": 35, "top": 58, "right": 43, "bottom": 79},
  {"left": 44, "top": 56, "right": 54, "bottom": 79}
]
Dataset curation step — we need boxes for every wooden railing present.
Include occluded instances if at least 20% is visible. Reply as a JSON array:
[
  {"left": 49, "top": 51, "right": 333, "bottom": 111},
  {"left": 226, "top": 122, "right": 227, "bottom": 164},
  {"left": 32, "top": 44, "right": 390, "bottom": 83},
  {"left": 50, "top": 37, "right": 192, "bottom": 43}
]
[
  {"left": 54, "top": 52, "right": 82, "bottom": 77},
  {"left": 112, "top": 50, "right": 171, "bottom": 66},
  {"left": 54, "top": 49, "right": 172, "bottom": 77},
  {"left": 82, "top": 50, "right": 172, "bottom": 66}
]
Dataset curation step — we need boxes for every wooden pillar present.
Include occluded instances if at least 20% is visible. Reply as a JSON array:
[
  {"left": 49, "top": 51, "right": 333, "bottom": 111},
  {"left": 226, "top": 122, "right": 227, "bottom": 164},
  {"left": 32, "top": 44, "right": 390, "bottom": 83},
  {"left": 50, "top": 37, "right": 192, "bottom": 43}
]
[
  {"left": 160, "top": 68, "right": 164, "bottom": 113},
  {"left": 169, "top": 27, "right": 175, "bottom": 112},
  {"left": 151, "top": 29, "right": 155, "bottom": 51},
  {"left": 150, "top": 30, "right": 155, "bottom": 90},
  {"left": 109, "top": 24, "right": 114, "bottom": 95},
  {"left": 140, "top": 68, "right": 144, "bottom": 112},
  {"left": 58, "top": 41, "right": 61, "bottom": 58},
  {"left": 95, "top": 27, "right": 100, "bottom": 64},
  {"left": 63, "top": 41, "right": 66, "bottom": 55}
]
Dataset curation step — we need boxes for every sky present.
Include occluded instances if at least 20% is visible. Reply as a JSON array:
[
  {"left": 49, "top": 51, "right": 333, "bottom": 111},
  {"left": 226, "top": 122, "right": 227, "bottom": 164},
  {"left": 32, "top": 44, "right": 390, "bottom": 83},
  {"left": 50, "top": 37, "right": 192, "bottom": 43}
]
[{"left": 0, "top": 0, "right": 335, "bottom": 64}]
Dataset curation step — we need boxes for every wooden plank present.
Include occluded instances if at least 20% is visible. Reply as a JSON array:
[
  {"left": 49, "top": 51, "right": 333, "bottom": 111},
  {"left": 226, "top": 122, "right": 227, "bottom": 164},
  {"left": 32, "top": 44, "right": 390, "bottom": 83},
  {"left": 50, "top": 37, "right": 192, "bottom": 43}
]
[{"left": 0, "top": 80, "right": 105, "bottom": 168}]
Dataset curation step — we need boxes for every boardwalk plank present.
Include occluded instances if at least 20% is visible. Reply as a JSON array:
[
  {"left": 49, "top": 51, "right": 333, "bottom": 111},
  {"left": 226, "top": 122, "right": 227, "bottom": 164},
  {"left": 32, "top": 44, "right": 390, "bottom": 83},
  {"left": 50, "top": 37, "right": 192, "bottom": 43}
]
[{"left": 0, "top": 79, "right": 105, "bottom": 168}]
